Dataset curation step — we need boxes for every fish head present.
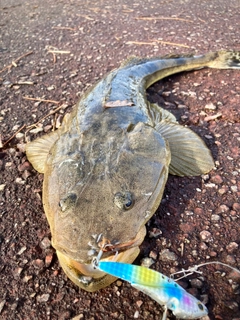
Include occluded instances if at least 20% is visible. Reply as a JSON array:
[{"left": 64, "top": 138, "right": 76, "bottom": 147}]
[{"left": 43, "top": 122, "right": 170, "bottom": 291}]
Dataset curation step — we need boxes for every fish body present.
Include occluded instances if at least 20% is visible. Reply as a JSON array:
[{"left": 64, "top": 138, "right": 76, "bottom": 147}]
[
  {"left": 26, "top": 50, "right": 240, "bottom": 291},
  {"left": 97, "top": 261, "right": 208, "bottom": 319}
]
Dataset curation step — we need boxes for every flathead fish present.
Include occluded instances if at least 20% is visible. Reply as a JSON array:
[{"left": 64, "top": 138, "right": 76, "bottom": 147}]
[{"left": 26, "top": 50, "right": 240, "bottom": 291}]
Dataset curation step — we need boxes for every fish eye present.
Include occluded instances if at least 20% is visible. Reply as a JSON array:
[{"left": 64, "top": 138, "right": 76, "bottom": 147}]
[
  {"left": 59, "top": 193, "right": 77, "bottom": 212},
  {"left": 114, "top": 191, "right": 134, "bottom": 210},
  {"left": 124, "top": 199, "right": 132, "bottom": 209}
]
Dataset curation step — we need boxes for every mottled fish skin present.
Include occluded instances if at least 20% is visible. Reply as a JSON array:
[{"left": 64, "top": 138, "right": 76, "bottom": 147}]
[{"left": 26, "top": 51, "right": 240, "bottom": 291}]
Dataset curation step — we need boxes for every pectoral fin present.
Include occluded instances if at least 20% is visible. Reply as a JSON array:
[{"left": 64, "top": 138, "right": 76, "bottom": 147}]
[
  {"left": 26, "top": 131, "right": 59, "bottom": 173},
  {"left": 148, "top": 102, "right": 177, "bottom": 124},
  {"left": 155, "top": 121, "right": 214, "bottom": 176}
]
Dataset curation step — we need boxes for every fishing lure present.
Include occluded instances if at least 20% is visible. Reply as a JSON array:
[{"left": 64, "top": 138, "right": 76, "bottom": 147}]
[{"left": 93, "top": 259, "right": 208, "bottom": 320}]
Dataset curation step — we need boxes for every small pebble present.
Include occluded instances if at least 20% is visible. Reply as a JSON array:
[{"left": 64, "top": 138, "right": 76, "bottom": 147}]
[
  {"left": 0, "top": 300, "right": 6, "bottom": 313},
  {"left": 205, "top": 102, "right": 216, "bottom": 110},
  {"left": 15, "top": 132, "right": 24, "bottom": 139},
  {"left": 177, "top": 104, "right": 187, "bottom": 108},
  {"left": 36, "top": 294, "right": 50, "bottom": 303},
  {"left": 205, "top": 183, "right": 216, "bottom": 188},
  {"left": 14, "top": 267, "right": 23, "bottom": 277},
  {"left": 199, "top": 231, "right": 212, "bottom": 242},
  {"left": 226, "top": 255, "right": 236, "bottom": 264},
  {"left": 149, "top": 250, "right": 158, "bottom": 260},
  {"left": 159, "top": 249, "right": 177, "bottom": 261},
  {"left": 115, "top": 280, "right": 122, "bottom": 287},
  {"left": 209, "top": 251, "right": 217, "bottom": 257},
  {"left": 133, "top": 310, "right": 139, "bottom": 318},
  {"left": 179, "top": 223, "right": 195, "bottom": 233},
  {"left": 210, "top": 175, "right": 223, "bottom": 184},
  {"left": 211, "top": 214, "right": 220, "bottom": 221},
  {"left": 32, "top": 259, "right": 44, "bottom": 269},
  {"left": 194, "top": 207, "right": 203, "bottom": 215},
  {"left": 229, "top": 270, "right": 240, "bottom": 281},
  {"left": 71, "top": 315, "right": 84, "bottom": 320},
  {"left": 141, "top": 257, "right": 155, "bottom": 268},
  {"left": 0, "top": 184, "right": 6, "bottom": 191},
  {"left": 136, "top": 300, "right": 143, "bottom": 308},
  {"left": 45, "top": 253, "right": 53, "bottom": 267},
  {"left": 218, "top": 186, "right": 228, "bottom": 195},
  {"left": 215, "top": 204, "right": 229, "bottom": 214},
  {"left": 17, "top": 246, "right": 27, "bottom": 255},
  {"left": 226, "top": 242, "right": 238, "bottom": 253},
  {"left": 41, "top": 237, "right": 51, "bottom": 249},
  {"left": 148, "top": 228, "right": 162, "bottom": 238},
  {"left": 15, "top": 177, "right": 25, "bottom": 184},
  {"left": 47, "top": 85, "right": 55, "bottom": 91},
  {"left": 17, "top": 143, "right": 26, "bottom": 152},
  {"left": 232, "top": 203, "right": 240, "bottom": 211},
  {"left": 231, "top": 185, "right": 238, "bottom": 192},
  {"left": 18, "top": 161, "right": 31, "bottom": 172},
  {"left": 30, "top": 127, "right": 43, "bottom": 134},
  {"left": 23, "top": 275, "right": 33, "bottom": 283},
  {"left": 190, "top": 278, "right": 203, "bottom": 289},
  {"left": 22, "top": 170, "right": 31, "bottom": 179},
  {"left": 228, "top": 301, "right": 239, "bottom": 311}
]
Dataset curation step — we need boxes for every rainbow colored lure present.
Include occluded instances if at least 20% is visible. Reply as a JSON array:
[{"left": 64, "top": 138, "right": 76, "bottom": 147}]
[{"left": 96, "top": 261, "right": 208, "bottom": 320}]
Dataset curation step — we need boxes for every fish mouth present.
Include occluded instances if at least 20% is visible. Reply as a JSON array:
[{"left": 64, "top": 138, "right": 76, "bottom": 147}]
[
  {"left": 55, "top": 226, "right": 146, "bottom": 291},
  {"left": 56, "top": 246, "right": 140, "bottom": 292}
]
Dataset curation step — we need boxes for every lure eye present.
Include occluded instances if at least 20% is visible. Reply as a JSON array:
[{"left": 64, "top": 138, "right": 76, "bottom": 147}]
[
  {"left": 198, "top": 302, "right": 204, "bottom": 311},
  {"left": 167, "top": 297, "right": 179, "bottom": 311},
  {"left": 114, "top": 191, "right": 134, "bottom": 210}
]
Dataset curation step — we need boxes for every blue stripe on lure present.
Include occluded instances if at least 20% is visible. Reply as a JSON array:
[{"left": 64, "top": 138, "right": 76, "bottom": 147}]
[{"left": 97, "top": 261, "right": 208, "bottom": 320}]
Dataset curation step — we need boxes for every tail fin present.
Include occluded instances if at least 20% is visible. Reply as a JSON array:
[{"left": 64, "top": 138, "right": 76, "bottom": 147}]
[{"left": 207, "top": 50, "right": 240, "bottom": 69}]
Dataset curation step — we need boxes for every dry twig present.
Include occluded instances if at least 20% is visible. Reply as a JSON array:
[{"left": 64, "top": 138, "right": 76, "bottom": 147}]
[
  {"left": 23, "top": 96, "right": 60, "bottom": 104},
  {"left": 127, "top": 40, "right": 190, "bottom": 48},
  {"left": 2, "top": 124, "right": 26, "bottom": 148},
  {"left": 0, "top": 51, "right": 33, "bottom": 74},
  {"left": 26, "top": 104, "right": 65, "bottom": 130},
  {"left": 126, "top": 41, "right": 156, "bottom": 46},
  {"left": 136, "top": 16, "right": 193, "bottom": 23},
  {"left": 204, "top": 113, "right": 222, "bottom": 122},
  {"left": 77, "top": 14, "right": 94, "bottom": 20},
  {"left": 151, "top": 39, "right": 190, "bottom": 48},
  {"left": 46, "top": 46, "right": 71, "bottom": 63},
  {"left": 47, "top": 49, "right": 71, "bottom": 54},
  {"left": 104, "top": 100, "right": 134, "bottom": 108},
  {"left": 13, "top": 81, "right": 34, "bottom": 86},
  {"left": 198, "top": 17, "right": 207, "bottom": 23},
  {"left": 53, "top": 26, "right": 76, "bottom": 31}
]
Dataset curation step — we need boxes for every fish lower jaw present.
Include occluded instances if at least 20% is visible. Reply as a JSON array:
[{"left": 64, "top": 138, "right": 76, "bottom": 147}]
[
  {"left": 55, "top": 246, "right": 141, "bottom": 291},
  {"left": 56, "top": 250, "right": 119, "bottom": 291}
]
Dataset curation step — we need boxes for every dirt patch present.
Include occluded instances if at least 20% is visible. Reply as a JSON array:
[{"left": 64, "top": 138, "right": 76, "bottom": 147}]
[{"left": 0, "top": 0, "right": 239, "bottom": 319}]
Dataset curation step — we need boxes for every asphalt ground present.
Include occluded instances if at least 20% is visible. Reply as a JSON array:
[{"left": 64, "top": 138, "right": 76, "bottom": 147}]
[{"left": 0, "top": 1, "right": 240, "bottom": 319}]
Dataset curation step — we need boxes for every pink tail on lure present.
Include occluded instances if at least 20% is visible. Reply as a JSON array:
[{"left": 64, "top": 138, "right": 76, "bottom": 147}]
[{"left": 97, "top": 261, "right": 208, "bottom": 320}]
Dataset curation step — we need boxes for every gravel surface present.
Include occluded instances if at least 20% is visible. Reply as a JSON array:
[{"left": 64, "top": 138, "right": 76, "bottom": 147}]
[{"left": 0, "top": 0, "right": 239, "bottom": 319}]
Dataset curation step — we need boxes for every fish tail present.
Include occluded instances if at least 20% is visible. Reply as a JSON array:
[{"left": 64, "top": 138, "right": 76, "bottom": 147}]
[
  {"left": 206, "top": 50, "right": 240, "bottom": 69},
  {"left": 132, "top": 50, "right": 240, "bottom": 87}
]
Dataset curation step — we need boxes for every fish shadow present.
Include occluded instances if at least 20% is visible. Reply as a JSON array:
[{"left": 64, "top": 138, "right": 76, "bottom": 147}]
[
  {"left": 140, "top": 72, "right": 219, "bottom": 256},
  {"left": 135, "top": 73, "right": 221, "bottom": 317}
]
